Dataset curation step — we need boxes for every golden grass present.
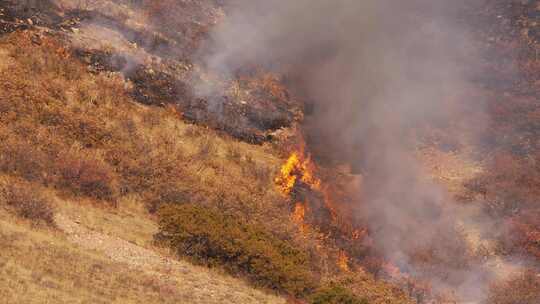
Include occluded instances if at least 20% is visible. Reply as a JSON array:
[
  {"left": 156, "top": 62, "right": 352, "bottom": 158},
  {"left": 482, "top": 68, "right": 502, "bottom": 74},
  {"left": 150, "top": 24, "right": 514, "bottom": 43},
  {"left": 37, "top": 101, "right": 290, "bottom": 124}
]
[
  {"left": 0, "top": 175, "right": 55, "bottom": 226},
  {"left": 0, "top": 29, "right": 294, "bottom": 302},
  {"left": 0, "top": 29, "right": 288, "bottom": 225},
  {"left": 0, "top": 29, "right": 415, "bottom": 303},
  {"left": 0, "top": 207, "right": 285, "bottom": 304},
  {"left": 416, "top": 146, "right": 484, "bottom": 199}
]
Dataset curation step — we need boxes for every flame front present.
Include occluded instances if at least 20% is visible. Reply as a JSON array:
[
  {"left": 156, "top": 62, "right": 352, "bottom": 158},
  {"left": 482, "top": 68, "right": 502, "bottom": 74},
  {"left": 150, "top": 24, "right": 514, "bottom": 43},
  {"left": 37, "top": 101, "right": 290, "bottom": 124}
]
[
  {"left": 275, "top": 149, "right": 323, "bottom": 235},
  {"left": 292, "top": 202, "right": 306, "bottom": 223},
  {"left": 275, "top": 152, "right": 302, "bottom": 195},
  {"left": 276, "top": 148, "right": 373, "bottom": 277},
  {"left": 292, "top": 202, "right": 310, "bottom": 234},
  {"left": 275, "top": 151, "right": 322, "bottom": 195},
  {"left": 275, "top": 149, "right": 338, "bottom": 228},
  {"left": 337, "top": 251, "right": 351, "bottom": 272}
]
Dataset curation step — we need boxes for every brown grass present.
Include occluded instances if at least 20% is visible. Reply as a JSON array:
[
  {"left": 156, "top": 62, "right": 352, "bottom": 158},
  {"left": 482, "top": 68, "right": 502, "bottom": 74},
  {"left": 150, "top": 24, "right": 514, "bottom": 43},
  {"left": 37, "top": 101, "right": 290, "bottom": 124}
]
[
  {"left": 0, "top": 176, "right": 55, "bottom": 226},
  {"left": 487, "top": 270, "right": 540, "bottom": 304},
  {"left": 0, "top": 207, "right": 285, "bottom": 304},
  {"left": 0, "top": 29, "right": 414, "bottom": 303}
]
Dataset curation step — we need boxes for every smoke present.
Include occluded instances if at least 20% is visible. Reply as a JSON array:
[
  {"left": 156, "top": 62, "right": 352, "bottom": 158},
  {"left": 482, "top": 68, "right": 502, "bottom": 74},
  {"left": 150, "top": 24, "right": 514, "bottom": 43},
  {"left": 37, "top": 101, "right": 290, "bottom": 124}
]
[{"left": 200, "top": 0, "right": 518, "bottom": 302}]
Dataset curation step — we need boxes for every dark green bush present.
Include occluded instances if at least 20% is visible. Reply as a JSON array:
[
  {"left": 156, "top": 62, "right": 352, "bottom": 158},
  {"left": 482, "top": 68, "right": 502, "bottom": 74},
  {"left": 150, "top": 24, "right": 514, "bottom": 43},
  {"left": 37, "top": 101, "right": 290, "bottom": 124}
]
[
  {"left": 155, "top": 203, "right": 316, "bottom": 296},
  {"left": 310, "top": 284, "right": 367, "bottom": 304}
]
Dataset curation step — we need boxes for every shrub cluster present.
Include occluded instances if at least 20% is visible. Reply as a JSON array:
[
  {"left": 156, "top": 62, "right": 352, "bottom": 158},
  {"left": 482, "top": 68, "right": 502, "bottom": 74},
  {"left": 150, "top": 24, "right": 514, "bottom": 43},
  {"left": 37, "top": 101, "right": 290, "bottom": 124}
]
[
  {"left": 0, "top": 137, "right": 119, "bottom": 204},
  {"left": 310, "top": 284, "right": 368, "bottom": 304},
  {"left": 155, "top": 203, "right": 316, "bottom": 296},
  {"left": 0, "top": 178, "right": 55, "bottom": 226},
  {"left": 0, "top": 31, "right": 376, "bottom": 302},
  {"left": 56, "top": 150, "right": 119, "bottom": 202}
]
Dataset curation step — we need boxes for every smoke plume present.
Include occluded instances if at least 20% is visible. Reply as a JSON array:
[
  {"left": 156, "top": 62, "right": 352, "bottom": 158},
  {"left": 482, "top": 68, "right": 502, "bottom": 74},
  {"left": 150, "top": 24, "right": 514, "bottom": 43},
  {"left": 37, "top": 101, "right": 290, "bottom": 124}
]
[{"left": 201, "top": 0, "right": 518, "bottom": 302}]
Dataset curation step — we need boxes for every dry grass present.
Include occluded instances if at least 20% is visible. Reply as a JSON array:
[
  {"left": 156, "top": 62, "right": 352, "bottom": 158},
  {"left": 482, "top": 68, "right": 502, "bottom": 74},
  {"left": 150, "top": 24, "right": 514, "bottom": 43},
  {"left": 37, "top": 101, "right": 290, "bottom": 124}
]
[
  {"left": 0, "top": 29, "right": 294, "bottom": 302},
  {"left": 0, "top": 28, "right": 415, "bottom": 303},
  {"left": 0, "top": 176, "right": 55, "bottom": 226},
  {"left": 0, "top": 207, "right": 285, "bottom": 304},
  {"left": 416, "top": 147, "right": 484, "bottom": 199},
  {"left": 0, "top": 29, "right": 287, "bottom": 224}
]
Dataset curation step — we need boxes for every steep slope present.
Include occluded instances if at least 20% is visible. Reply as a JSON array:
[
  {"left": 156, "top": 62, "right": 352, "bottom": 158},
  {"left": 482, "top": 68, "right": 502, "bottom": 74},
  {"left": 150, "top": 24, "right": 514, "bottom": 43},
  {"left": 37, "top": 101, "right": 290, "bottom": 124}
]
[
  {"left": 0, "top": 6, "right": 412, "bottom": 304},
  {"left": 1, "top": 1, "right": 538, "bottom": 303},
  {"left": 0, "top": 25, "right": 286, "bottom": 303},
  {"left": 0, "top": 1, "right": 290, "bottom": 297},
  {"left": 0, "top": 199, "right": 285, "bottom": 304}
]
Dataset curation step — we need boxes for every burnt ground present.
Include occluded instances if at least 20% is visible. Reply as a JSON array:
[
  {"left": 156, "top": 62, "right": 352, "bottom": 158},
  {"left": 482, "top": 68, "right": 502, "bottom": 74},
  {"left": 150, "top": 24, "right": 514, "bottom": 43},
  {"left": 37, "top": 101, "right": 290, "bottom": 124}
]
[
  {"left": 0, "top": 0, "right": 300, "bottom": 144},
  {"left": 466, "top": 0, "right": 539, "bottom": 95},
  {"left": 465, "top": 0, "right": 540, "bottom": 158}
]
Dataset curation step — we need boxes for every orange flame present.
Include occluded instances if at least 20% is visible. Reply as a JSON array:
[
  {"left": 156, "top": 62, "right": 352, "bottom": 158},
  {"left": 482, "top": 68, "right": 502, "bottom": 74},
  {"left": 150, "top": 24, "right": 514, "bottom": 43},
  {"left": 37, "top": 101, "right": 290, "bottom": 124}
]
[
  {"left": 352, "top": 228, "right": 368, "bottom": 240},
  {"left": 292, "top": 202, "right": 306, "bottom": 223},
  {"left": 337, "top": 251, "right": 351, "bottom": 272},
  {"left": 275, "top": 152, "right": 302, "bottom": 195},
  {"left": 292, "top": 202, "right": 310, "bottom": 234},
  {"left": 299, "top": 155, "right": 321, "bottom": 190},
  {"left": 275, "top": 151, "right": 323, "bottom": 195},
  {"left": 275, "top": 149, "right": 339, "bottom": 228}
]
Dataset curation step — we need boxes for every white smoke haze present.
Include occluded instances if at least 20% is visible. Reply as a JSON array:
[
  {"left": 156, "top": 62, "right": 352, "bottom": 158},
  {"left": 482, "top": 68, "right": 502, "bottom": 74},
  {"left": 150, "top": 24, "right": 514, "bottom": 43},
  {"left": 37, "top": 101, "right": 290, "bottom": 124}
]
[{"left": 200, "top": 0, "right": 525, "bottom": 302}]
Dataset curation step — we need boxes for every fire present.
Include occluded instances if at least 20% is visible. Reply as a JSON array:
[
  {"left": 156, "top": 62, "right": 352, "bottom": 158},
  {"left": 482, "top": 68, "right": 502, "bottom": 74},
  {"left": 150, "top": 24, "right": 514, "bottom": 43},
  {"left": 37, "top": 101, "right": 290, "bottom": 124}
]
[
  {"left": 292, "top": 202, "right": 306, "bottom": 223},
  {"left": 275, "top": 150, "right": 321, "bottom": 195},
  {"left": 274, "top": 149, "right": 331, "bottom": 212},
  {"left": 299, "top": 155, "right": 321, "bottom": 190},
  {"left": 276, "top": 146, "right": 369, "bottom": 274},
  {"left": 292, "top": 202, "right": 309, "bottom": 234},
  {"left": 337, "top": 251, "right": 351, "bottom": 272},
  {"left": 275, "top": 149, "right": 325, "bottom": 234},
  {"left": 321, "top": 187, "right": 338, "bottom": 222},
  {"left": 275, "top": 152, "right": 302, "bottom": 195},
  {"left": 275, "top": 148, "right": 338, "bottom": 228},
  {"left": 352, "top": 228, "right": 368, "bottom": 240}
]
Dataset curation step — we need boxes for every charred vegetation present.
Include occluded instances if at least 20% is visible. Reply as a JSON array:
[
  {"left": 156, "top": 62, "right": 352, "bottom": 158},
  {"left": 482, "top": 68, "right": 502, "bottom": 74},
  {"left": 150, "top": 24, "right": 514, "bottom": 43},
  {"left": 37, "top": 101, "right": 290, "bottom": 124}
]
[{"left": 0, "top": 1, "right": 538, "bottom": 303}]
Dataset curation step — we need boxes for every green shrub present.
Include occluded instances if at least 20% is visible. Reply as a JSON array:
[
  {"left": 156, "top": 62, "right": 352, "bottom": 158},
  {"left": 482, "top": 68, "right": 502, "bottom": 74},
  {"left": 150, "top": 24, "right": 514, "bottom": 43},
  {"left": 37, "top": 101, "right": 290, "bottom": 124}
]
[
  {"left": 310, "top": 284, "right": 367, "bottom": 304},
  {"left": 155, "top": 203, "right": 316, "bottom": 296}
]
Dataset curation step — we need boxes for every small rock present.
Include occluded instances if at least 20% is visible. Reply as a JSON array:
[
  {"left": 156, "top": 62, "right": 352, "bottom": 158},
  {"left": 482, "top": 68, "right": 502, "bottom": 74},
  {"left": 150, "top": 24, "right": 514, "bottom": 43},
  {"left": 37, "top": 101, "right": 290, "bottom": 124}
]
[{"left": 31, "top": 35, "right": 42, "bottom": 45}]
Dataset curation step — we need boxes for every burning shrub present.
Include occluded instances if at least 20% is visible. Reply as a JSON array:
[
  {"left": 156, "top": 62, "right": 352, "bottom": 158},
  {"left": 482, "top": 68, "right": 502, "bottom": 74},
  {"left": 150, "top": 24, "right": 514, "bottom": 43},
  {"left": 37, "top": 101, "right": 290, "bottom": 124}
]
[
  {"left": 0, "top": 177, "right": 55, "bottom": 226},
  {"left": 310, "top": 284, "right": 368, "bottom": 304},
  {"left": 155, "top": 203, "right": 317, "bottom": 296}
]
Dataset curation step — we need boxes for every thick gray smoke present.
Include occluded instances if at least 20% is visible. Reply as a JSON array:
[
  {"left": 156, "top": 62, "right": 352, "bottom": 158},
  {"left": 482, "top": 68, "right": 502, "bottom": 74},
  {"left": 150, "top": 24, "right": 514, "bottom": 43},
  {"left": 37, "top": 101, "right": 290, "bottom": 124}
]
[{"left": 201, "top": 1, "right": 516, "bottom": 302}]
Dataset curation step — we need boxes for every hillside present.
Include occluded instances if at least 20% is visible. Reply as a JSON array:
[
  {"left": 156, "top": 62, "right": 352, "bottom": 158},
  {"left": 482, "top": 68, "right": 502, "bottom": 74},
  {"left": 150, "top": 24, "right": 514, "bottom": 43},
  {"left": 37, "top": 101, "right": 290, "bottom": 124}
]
[
  {"left": 0, "top": 17, "right": 286, "bottom": 303},
  {"left": 0, "top": 1, "right": 539, "bottom": 304}
]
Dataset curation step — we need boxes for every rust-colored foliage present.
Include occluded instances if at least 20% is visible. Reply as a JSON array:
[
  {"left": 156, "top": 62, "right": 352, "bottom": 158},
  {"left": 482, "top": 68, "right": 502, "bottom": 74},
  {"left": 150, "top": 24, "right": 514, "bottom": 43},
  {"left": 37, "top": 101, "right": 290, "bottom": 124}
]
[
  {"left": 0, "top": 178, "right": 55, "bottom": 226},
  {"left": 488, "top": 270, "right": 540, "bottom": 304}
]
